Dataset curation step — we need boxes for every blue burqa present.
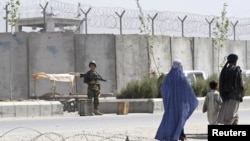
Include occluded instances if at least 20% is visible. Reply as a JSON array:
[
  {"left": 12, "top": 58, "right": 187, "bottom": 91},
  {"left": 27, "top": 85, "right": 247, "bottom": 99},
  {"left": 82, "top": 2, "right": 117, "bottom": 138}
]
[{"left": 155, "top": 60, "right": 198, "bottom": 141}]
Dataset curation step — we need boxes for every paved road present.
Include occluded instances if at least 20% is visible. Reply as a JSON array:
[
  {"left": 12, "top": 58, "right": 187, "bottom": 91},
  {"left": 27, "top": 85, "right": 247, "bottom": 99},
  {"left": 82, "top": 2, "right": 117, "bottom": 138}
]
[{"left": 0, "top": 109, "right": 249, "bottom": 141}]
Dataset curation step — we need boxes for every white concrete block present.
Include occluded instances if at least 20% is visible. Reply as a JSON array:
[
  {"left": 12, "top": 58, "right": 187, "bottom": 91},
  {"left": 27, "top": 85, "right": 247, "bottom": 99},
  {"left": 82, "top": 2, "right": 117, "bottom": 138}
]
[
  {"left": 38, "top": 101, "right": 52, "bottom": 116},
  {"left": 151, "top": 99, "right": 164, "bottom": 113},
  {"left": 99, "top": 101, "right": 117, "bottom": 113},
  {"left": 0, "top": 102, "right": 15, "bottom": 118},
  {"left": 27, "top": 101, "right": 40, "bottom": 117},
  {"left": 50, "top": 101, "right": 63, "bottom": 116},
  {"left": 13, "top": 102, "right": 28, "bottom": 117}
]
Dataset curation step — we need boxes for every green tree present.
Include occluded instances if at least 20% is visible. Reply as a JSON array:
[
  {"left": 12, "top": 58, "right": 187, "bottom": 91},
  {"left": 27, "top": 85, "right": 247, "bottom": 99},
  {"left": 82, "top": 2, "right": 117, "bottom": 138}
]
[
  {"left": 3, "top": 0, "right": 20, "bottom": 33},
  {"left": 213, "top": 3, "right": 230, "bottom": 72},
  {"left": 3, "top": 0, "right": 20, "bottom": 100},
  {"left": 135, "top": 0, "right": 161, "bottom": 76}
]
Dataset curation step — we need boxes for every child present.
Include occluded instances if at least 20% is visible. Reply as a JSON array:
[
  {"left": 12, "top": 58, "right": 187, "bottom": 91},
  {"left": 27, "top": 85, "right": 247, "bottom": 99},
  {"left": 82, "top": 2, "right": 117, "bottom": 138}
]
[{"left": 202, "top": 80, "right": 222, "bottom": 125}]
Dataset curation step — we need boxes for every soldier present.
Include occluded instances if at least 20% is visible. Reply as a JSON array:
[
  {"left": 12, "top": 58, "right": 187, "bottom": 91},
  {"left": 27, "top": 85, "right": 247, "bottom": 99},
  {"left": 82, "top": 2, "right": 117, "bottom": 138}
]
[{"left": 83, "top": 60, "right": 106, "bottom": 115}]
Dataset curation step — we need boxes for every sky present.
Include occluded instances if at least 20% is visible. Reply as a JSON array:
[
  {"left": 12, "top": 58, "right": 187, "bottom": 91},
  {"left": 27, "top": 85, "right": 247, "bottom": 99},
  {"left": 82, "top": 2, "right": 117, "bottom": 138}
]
[
  {"left": 1, "top": 0, "right": 249, "bottom": 35},
  {"left": 60, "top": 0, "right": 250, "bottom": 18}
]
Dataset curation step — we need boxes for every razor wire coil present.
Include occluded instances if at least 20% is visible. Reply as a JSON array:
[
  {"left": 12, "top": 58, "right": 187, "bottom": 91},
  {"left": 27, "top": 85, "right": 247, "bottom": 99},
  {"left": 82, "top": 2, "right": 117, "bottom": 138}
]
[{"left": 0, "top": 0, "right": 250, "bottom": 39}]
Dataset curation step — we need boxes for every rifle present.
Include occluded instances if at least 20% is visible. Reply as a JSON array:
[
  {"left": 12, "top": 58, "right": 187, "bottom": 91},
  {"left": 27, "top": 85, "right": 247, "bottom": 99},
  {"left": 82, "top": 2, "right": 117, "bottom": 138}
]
[{"left": 80, "top": 73, "right": 107, "bottom": 82}]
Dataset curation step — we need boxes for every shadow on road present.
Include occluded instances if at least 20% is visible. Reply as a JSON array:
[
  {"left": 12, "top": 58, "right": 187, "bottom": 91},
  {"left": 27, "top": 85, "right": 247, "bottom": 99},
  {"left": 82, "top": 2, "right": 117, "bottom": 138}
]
[{"left": 186, "top": 134, "right": 207, "bottom": 140}]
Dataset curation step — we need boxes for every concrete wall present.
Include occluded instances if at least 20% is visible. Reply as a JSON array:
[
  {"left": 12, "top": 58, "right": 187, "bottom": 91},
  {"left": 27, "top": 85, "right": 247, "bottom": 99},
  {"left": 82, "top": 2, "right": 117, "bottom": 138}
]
[
  {"left": 28, "top": 32, "right": 75, "bottom": 97},
  {"left": 115, "top": 35, "right": 149, "bottom": 91},
  {"left": 75, "top": 34, "right": 116, "bottom": 94},
  {"left": 171, "top": 37, "right": 194, "bottom": 70},
  {"left": 229, "top": 40, "right": 247, "bottom": 70},
  {"left": 0, "top": 33, "right": 28, "bottom": 99},
  {"left": 193, "top": 38, "right": 213, "bottom": 76},
  {"left": 247, "top": 41, "right": 250, "bottom": 69},
  {"left": 0, "top": 33, "right": 250, "bottom": 100},
  {"left": 213, "top": 40, "right": 248, "bottom": 74},
  {"left": 149, "top": 36, "right": 172, "bottom": 74}
]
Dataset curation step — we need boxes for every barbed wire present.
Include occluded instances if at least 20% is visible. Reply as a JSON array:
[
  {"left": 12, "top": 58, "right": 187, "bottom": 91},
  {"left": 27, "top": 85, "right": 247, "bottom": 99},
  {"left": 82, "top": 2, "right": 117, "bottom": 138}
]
[
  {"left": 0, "top": 127, "right": 152, "bottom": 141},
  {"left": 1, "top": 0, "right": 250, "bottom": 39}
]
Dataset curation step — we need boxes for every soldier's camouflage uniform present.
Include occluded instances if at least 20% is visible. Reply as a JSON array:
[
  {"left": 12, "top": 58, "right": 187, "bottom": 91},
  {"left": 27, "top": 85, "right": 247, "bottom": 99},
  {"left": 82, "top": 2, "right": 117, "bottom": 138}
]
[{"left": 85, "top": 70, "right": 101, "bottom": 112}]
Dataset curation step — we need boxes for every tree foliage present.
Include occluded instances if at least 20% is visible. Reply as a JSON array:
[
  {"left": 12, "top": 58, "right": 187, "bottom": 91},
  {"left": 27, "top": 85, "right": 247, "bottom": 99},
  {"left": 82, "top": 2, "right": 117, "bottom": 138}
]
[
  {"left": 213, "top": 3, "right": 230, "bottom": 72},
  {"left": 213, "top": 3, "right": 230, "bottom": 48},
  {"left": 3, "top": 0, "right": 21, "bottom": 32},
  {"left": 135, "top": 0, "right": 161, "bottom": 76}
]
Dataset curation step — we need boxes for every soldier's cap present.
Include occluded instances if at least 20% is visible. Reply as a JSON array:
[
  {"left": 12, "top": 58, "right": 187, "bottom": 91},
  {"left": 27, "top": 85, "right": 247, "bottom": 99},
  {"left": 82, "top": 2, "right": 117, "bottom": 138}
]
[
  {"left": 89, "top": 60, "right": 97, "bottom": 67},
  {"left": 227, "top": 54, "right": 238, "bottom": 63}
]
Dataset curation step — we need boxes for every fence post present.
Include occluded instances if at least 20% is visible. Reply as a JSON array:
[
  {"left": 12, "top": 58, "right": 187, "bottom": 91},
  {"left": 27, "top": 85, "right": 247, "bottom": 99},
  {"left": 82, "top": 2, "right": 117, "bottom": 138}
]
[
  {"left": 231, "top": 20, "right": 238, "bottom": 40},
  {"left": 205, "top": 18, "right": 215, "bottom": 38},
  {"left": 115, "top": 10, "right": 126, "bottom": 35},
  {"left": 80, "top": 7, "right": 92, "bottom": 34},
  {"left": 178, "top": 15, "right": 187, "bottom": 37},
  {"left": 75, "top": 17, "right": 86, "bottom": 33},
  {"left": 148, "top": 13, "right": 158, "bottom": 35},
  {"left": 39, "top": 2, "right": 49, "bottom": 32}
]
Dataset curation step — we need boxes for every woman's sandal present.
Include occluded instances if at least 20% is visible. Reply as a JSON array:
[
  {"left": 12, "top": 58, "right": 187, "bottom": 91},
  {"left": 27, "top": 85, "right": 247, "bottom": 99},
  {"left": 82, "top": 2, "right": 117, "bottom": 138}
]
[{"left": 179, "top": 135, "right": 187, "bottom": 141}]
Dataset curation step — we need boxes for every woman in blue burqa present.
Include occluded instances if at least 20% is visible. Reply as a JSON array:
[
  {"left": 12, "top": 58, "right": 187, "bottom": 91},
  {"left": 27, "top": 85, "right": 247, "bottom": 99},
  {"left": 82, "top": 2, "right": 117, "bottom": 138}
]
[{"left": 155, "top": 60, "right": 198, "bottom": 141}]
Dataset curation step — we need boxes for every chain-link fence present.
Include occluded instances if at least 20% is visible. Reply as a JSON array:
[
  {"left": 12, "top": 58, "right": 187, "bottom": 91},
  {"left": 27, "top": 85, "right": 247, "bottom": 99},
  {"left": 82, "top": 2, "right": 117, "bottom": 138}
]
[{"left": 1, "top": 0, "right": 250, "bottom": 40}]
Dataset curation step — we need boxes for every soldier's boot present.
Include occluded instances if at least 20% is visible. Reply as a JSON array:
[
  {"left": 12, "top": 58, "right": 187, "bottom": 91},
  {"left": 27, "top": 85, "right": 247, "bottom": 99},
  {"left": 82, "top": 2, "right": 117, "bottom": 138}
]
[{"left": 94, "top": 109, "right": 103, "bottom": 115}]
